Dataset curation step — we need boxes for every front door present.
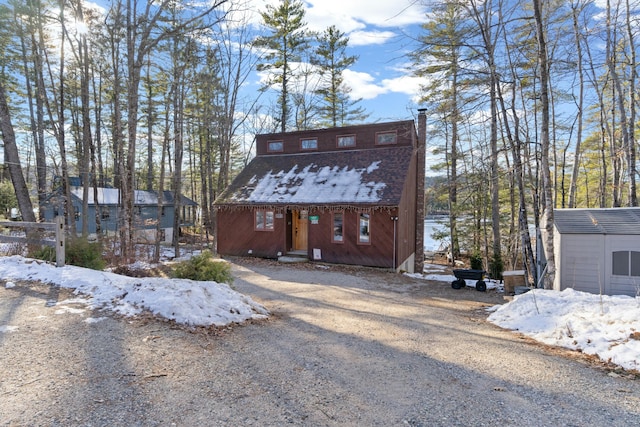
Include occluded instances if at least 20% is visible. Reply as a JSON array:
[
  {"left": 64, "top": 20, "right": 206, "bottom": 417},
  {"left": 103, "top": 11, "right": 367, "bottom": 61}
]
[{"left": 292, "top": 210, "right": 308, "bottom": 251}]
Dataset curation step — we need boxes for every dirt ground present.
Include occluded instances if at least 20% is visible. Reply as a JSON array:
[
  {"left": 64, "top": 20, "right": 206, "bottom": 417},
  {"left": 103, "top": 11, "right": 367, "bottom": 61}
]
[{"left": 1, "top": 258, "right": 639, "bottom": 426}]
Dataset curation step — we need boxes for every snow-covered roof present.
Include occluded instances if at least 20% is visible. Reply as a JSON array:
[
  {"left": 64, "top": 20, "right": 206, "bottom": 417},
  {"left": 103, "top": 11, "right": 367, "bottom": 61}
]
[
  {"left": 69, "top": 188, "right": 197, "bottom": 206},
  {"left": 554, "top": 208, "right": 640, "bottom": 234},
  {"left": 215, "top": 146, "right": 414, "bottom": 207}
]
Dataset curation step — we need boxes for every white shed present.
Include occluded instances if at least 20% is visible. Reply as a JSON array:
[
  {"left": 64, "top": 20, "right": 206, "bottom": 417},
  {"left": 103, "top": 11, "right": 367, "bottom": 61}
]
[{"left": 552, "top": 208, "right": 640, "bottom": 296}]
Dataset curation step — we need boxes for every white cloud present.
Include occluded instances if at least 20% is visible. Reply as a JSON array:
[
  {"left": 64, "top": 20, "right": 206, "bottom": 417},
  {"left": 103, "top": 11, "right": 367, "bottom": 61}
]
[
  {"left": 244, "top": 0, "right": 426, "bottom": 46},
  {"left": 348, "top": 30, "right": 397, "bottom": 46},
  {"left": 381, "top": 75, "right": 423, "bottom": 99},
  {"left": 305, "top": 0, "right": 426, "bottom": 31},
  {"left": 343, "top": 69, "right": 388, "bottom": 100}
]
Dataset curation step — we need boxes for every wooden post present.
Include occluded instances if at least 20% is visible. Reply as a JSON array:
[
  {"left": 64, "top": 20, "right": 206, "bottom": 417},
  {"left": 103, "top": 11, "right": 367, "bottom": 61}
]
[{"left": 55, "top": 216, "right": 65, "bottom": 267}]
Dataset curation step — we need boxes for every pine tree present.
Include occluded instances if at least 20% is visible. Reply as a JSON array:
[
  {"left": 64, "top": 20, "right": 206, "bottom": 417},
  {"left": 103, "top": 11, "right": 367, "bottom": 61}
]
[
  {"left": 411, "top": 0, "right": 473, "bottom": 262},
  {"left": 313, "top": 25, "right": 367, "bottom": 127},
  {"left": 255, "top": 0, "right": 308, "bottom": 133}
]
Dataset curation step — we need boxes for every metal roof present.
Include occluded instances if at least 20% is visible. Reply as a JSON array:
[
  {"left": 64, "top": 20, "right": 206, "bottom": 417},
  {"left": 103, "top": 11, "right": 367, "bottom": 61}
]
[{"left": 554, "top": 208, "right": 640, "bottom": 234}]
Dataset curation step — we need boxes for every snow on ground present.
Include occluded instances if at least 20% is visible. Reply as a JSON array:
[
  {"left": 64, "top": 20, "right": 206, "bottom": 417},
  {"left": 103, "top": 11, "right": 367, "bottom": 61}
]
[
  {"left": 412, "top": 263, "right": 640, "bottom": 372},
  {"left": 1, "top": 254, "right": 639, "bottom": 373},
  {"left": 0, "top": 255, "right": 268, "bottom": 327},
  {"left": 407, "top": 264, "right": 500, "bottom": 290}
]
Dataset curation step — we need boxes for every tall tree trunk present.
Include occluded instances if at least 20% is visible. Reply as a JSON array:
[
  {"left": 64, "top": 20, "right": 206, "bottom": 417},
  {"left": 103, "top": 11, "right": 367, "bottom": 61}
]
[
  {"left": 568, "top": 1, "right": 586, "bottom": 208},
  {"left": 0, "top": 81, "right": 36, "bottom": 223},
  {"left": 449, "top": 64, "right": 460, "bottom": 261},
  {"left": 77, "top": 0, "right": 92, "bottom": 237},
  {"left": 145, "top": 58, "right": 155, "bottom": 191},
  {"left": 625, "top": 0, "right": 637, "bottom": 206},
  {"left": 534, "top": 0, "right": 556, "bottom": 289},
  {"left": 497, "top": 29, "right": 537, "bottom": 284},
  {"left": 469, "top": 0, "right": 501, "bottom": 275},
  {"left": 17, "top": 1, "right": 47, "bottom": 219},
  {"left": 607, "top": 1, "right": 632, "bottom": 207},
  {"left": 153, "top": 101, "right": 170, "bottom": 263},
  {"left": 172, "top": 81, "right": 184, "bottom": 258}
]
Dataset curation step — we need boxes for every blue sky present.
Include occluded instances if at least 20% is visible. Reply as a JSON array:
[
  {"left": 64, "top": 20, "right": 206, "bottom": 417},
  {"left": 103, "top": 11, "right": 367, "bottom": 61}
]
[{"left": 246, "top": 0, "right": 428, "bottom": 123}]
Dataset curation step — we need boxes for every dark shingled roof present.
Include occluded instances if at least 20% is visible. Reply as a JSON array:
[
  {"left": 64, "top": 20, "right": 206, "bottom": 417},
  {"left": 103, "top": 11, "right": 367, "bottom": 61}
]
[
  {"left": 214, "top": 146, "right": 414, "bottom": 207},
  {"left": 554, "top": 208, "right": 640, "bottom": 234}
]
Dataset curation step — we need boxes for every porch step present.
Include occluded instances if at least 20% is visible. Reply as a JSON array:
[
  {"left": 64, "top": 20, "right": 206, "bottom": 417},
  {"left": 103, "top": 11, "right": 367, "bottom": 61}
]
[{"left": 278, "top": 251, "right": 309, "bottom": 263}]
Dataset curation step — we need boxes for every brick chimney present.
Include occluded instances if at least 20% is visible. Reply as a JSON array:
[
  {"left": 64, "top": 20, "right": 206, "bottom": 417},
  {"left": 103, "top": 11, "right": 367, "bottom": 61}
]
[{"left": 415, "top": 109, "right": 427, "bottom": 273}]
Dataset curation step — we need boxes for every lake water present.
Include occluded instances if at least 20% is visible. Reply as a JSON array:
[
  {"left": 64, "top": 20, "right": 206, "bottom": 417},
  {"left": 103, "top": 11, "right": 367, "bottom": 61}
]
[{"left": 424, "top": 216, "right": 448, "bottom": 252}]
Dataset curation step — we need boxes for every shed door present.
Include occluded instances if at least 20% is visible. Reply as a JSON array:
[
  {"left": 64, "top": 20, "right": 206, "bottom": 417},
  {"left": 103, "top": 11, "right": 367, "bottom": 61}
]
[{"left": 293, "top": 210, "right": 308, "bottom": 251}]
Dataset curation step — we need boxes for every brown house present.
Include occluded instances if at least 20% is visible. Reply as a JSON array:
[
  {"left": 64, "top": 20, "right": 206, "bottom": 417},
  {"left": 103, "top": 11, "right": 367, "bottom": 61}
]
[{"left": 214, "top": 114, "right": 426, "bottom": 273}]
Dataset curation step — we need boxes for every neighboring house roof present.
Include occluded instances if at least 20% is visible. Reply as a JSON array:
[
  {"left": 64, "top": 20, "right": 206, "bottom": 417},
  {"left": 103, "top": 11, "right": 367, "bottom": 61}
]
[
  {"left": 67, "top": 188, "right": 198, "bottom": 206},
  {"left": 554, "top": 208, "right": 640, "bottom": 235},
  {"left": 214, "top": 146, "right": 414, "bottom": 208}
]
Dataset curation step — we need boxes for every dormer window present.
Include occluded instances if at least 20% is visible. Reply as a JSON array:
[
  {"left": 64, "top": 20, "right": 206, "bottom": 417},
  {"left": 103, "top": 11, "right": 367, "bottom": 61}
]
[
  {"left": 337, "top": 135, "right": 356, "bottom": 148},
  {"left": 268, "top": 141, "right": 283, "bottom": 152},
  {"left": 301, "top": 138, "right": 318, "bottom": 150},
  {"left": 376, "top": 131, "right": 397, "bottom": 145}
]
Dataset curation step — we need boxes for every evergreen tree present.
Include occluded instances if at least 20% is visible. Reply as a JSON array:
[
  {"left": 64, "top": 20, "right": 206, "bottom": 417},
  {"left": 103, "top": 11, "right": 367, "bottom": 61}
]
[
  {"left": 313, "top": 25, "right": 367, "bottom": 127},
  {"left": 412, "top": 0, "right": 473, "bottom": 262},
  {"left": 255, "top": 0, "right": 308, "bottom": 132}
]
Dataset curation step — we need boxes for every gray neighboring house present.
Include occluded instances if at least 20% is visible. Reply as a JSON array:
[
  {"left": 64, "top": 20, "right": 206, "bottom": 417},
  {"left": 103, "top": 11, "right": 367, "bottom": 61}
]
[
  {"left": 42, "top": 187, "right": 197, "bottom": 244},
  {"left": 551, "top": 208, "right": 640, "bottom": 296}
]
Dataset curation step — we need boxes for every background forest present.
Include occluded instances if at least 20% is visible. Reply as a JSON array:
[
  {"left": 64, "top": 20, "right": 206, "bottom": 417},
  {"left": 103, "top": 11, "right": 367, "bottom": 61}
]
[{"left": 0, "top": 0, "right": 638, "bottom": 287}]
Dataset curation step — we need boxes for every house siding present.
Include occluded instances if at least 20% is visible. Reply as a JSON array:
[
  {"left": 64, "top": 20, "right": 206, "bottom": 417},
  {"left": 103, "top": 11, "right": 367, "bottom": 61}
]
[
  {"left": 257, "top": 120, "right": 415, "bottom": 155},
  {"left": 604, "top": 235, "right": 640, "bottom": 296},
  {"left": 216, "top": 209, "right": 286, "bottom": 258},
  {"left": 42, "top": 188, "right": 196, "bottom": 244},
  {"left": 396, "top": 148, "right": 418, "bottom": 271},
  {"left": 307, "top": 209, "right": 396, "bottom": 269},
  {"left": 556, "top": 233, "right": 606, "bottom": 294}
]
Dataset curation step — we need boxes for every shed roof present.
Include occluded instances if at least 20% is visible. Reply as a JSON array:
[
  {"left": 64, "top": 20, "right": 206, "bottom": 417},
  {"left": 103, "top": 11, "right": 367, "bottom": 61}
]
[
  {"left": 554, "top": 208, "right": 640, "bottom": 235},
  {"left": 214, "top": 146, "right": 414, "bottom": 208}
]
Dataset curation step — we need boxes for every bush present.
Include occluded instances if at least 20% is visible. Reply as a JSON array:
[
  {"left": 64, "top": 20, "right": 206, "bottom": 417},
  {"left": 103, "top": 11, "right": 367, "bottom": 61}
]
[
  {"left": 30, "top": 245, "right": 56, "bottom": 263},
  {"left": 470, "top": 251, "right": 483, "bottom": 270},
  {"left": 173, "top": 250, "right": 233, "bottom": 284},
  {"left": 30, "top": 238, "right": 105, "bottom": 270},
  {"left": 65, "top": 238, "right": 106, "bottom": 270},
  {"left": 489, "top": 253, "right": 504, "bottom": 281}
]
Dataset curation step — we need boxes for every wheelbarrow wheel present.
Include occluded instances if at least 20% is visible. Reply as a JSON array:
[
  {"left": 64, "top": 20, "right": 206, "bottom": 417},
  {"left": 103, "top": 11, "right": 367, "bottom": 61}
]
[
  {"left": 451, "top": 279, "right": 465, "bottom": 289},
  {"left": 475, "top": 280, "right": 487, "bottom": 292}
]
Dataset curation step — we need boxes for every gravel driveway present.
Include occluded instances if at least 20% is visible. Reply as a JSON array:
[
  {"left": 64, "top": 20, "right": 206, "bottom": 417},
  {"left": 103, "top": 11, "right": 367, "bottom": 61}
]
[{"left": 1, "top": 258, "right": 639, "bottom": 426}]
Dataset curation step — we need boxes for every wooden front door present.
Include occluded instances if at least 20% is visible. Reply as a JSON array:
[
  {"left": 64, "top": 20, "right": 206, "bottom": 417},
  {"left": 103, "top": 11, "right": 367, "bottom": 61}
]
[{"left": 293, "top": 210, "right": 308, "bottom": 251}]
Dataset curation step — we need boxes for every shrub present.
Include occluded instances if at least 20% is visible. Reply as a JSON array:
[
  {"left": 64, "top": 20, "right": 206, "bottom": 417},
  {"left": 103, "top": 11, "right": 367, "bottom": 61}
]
[
  {"left": 489, "top": 253, "right": 504, "bottom": 281},
  {"left": 173, "top": 250, "right": 233, "bottom": 284},
  {"left": 470, "top": 251, "right": 483, "bottom": 270},
  {"left": 30, "top": 245, "right": 56, "bottom": 263},
  {"left": 65, "top": 238, "right": 106, "bottom": 270},
  {"left": 30, "top": 238, "right": 105, "bottom": 270}
]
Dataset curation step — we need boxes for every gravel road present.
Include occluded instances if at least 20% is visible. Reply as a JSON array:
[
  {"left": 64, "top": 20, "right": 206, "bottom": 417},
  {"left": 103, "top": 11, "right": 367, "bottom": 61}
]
[{"left": 1, "top": 258, "right": 639, "bottom": 426}]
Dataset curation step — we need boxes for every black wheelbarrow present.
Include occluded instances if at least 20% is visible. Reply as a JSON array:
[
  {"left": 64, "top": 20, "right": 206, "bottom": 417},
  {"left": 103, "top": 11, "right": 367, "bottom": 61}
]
[{"left": 451, "top": 269, "right": 487, "bottom": 292}]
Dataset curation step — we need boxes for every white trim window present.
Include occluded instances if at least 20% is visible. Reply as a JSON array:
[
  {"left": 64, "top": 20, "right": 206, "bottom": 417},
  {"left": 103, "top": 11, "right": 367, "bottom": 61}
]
[{"left": 612, "top": 251, "right": 640, "bottom": 276}]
